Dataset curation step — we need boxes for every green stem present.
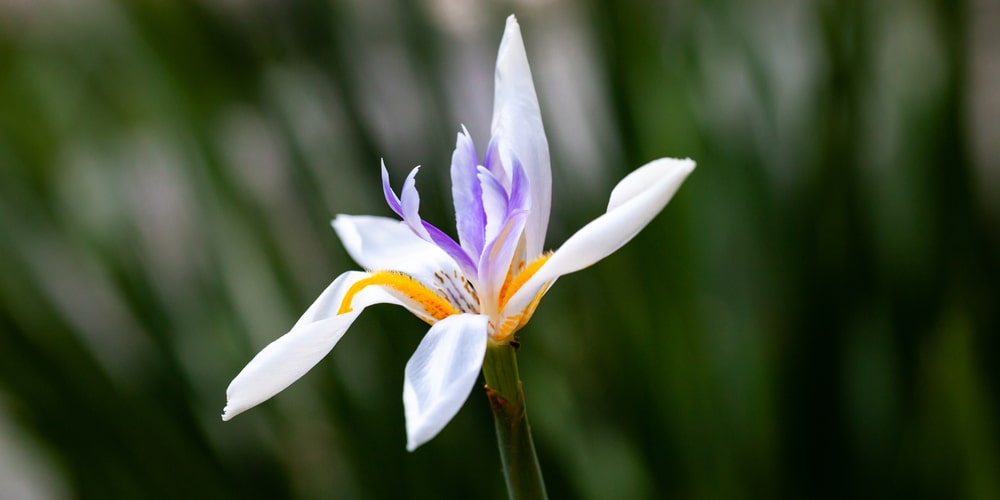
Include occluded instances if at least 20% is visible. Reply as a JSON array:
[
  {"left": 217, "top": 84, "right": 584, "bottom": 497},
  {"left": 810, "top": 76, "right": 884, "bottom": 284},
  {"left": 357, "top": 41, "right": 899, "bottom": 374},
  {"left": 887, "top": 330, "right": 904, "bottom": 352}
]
[{"left": 482, "top": 341, "right": 548, "bottom": 500}]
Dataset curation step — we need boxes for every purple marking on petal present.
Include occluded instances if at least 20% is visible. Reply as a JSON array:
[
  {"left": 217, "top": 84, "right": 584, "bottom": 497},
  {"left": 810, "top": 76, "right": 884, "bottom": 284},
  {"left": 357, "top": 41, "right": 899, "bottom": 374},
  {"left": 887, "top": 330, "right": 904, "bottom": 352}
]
[
  {"left": 478, "top": 157, "right": 531, "bottom": 299},
  {"left": 384, "top": 163, "right": 478, "bottom": 278},
  {"left": 483, "top": 136, "right": 509, "bottom": 191},
  {"left": 399, "top": 167, "right": 434, "bottom": 241},
  {"left": 421, "top": 220, "right": 478, "bottom": 278},
  {"left": 507, "top": 155, "right": 531, "bottom": 215},
  {"left": 381, "top": 161, "right": 404, "bottom": 217},
  {"left": 478, "top": 166, "right": 509, "bottom": 248},
  {"left": 451, "top": 128, "right": 486, "bottom": 260},
  {"left": 478, "top": 208, "right": 528, "bottom": 302}
]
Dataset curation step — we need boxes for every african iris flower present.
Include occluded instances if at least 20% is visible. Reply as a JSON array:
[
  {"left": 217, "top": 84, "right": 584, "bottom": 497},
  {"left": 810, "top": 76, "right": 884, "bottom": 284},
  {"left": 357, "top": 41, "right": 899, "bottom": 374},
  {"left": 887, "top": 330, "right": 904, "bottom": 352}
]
[{"left": 223, "top": 15, "right": 694, "bottom": 452}]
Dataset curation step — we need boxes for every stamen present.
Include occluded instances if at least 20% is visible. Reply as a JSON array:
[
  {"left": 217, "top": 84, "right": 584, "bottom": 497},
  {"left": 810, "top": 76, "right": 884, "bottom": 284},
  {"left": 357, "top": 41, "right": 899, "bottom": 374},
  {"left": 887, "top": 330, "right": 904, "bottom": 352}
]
[
  {"left": 339, "top": 271, "right": 460, "bottom": 322},
  {"left": 434, "top": 271, "right": 479, "bottom": 314}
]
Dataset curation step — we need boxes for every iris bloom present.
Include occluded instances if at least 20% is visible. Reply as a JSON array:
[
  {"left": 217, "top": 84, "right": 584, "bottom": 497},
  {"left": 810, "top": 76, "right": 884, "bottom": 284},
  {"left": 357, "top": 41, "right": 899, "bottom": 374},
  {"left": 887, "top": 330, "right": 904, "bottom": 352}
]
[{"left": 223, "top": 15, "right": 694, "bottom": 451}]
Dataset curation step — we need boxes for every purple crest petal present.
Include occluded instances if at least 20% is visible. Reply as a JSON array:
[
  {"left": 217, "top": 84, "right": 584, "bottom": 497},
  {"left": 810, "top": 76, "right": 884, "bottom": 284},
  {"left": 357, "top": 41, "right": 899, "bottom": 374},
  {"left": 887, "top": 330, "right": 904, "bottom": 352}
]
[
  {"left": 381, "top": 160, "right": 404, "bottom": 217},
  {"left": 384, "top": 164, "right": 478, "bottom": 278},
  {"left": 483, "top": 136, "right": 508, "bottom": 191},
  {"left": 478, "top": 209, "right": 528, "bottom": 303},
  {"left": 451, "top": 128, "right": 486, "bottom": 259},
  {"left": 507, "top": 155, "right": 531, "bottom": 215},
  {"left": 478, "top": 157, "right": 531, "bottom": 300},
  {"left": 421, "top": 220, "right": 478, "bottom": 278},
  {"left": 399, "top": 166, "right": 429, "bottom": 239},
  {"left": 477, "top": 166, "right": 509, "bottom": 248}
]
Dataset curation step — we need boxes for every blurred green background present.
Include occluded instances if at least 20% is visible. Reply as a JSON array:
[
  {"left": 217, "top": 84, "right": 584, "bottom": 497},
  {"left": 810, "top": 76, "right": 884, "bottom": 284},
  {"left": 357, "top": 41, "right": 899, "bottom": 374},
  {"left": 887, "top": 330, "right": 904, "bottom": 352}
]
[{"left": 1, "top": 0, "right": 997, "bottom": 498}]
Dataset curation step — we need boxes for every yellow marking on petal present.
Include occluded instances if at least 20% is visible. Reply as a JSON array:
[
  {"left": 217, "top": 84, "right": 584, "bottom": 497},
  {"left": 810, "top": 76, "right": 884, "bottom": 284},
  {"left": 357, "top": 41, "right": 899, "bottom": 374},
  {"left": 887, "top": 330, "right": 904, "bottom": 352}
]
[
  {"left": 338, "top": 271, "right": 459, "bottom": 323},
  {"left": 493, "top": 283, "right": 550, "bottom": 341},
  {"left": 499, "top": 252, "right": 551, "bottom": 310}
]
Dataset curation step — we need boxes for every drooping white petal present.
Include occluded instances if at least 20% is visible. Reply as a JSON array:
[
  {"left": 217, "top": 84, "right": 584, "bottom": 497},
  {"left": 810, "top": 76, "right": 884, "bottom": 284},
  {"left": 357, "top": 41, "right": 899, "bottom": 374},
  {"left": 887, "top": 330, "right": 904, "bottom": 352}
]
[
  {"left": 491, "top": 15, "right": 551, "bottom": 259},
  {"left": 503, "top": 158, "right": 695, "bottom": 316},
  {"left": 403, "top": 313, "right": 489, "bottom": 451},
  {"left": 224, "top": 271, "right": 399, "bottom": 420}
]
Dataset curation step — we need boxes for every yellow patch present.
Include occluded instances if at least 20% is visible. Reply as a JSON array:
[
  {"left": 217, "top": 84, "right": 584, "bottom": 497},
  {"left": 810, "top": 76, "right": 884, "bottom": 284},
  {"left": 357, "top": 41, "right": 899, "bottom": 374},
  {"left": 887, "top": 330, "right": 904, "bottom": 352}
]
[
  {"left": 498, "top": 252, "right": 551, "bottom": 310},
  {"left": 338, "top": 271, "right": 459, "bottom": 323},
  {"left": 492, "top": 253, "right": 552, "bottom": 341},
  {"left": 494, "top": 284, "right": 549, "bottom": 341}
]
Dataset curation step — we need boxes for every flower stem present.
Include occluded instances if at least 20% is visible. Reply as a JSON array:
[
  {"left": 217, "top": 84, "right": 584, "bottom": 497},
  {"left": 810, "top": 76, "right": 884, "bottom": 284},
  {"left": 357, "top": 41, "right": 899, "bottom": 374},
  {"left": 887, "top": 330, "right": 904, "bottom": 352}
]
[{"left": 482, "top": 341, "right": 548, "bottom": 500}]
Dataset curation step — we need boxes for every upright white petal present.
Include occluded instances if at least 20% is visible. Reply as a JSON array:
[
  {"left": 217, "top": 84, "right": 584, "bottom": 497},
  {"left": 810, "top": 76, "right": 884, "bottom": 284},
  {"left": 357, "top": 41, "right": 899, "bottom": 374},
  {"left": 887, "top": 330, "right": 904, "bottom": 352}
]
[
  {"left": 504, "top": 158, "right": 695, "bottom": 316},
  {"left": 223, "top": 271, "right": 398, "bottom": 420},
  {"left": 403, "top": 314, "right": 489, "bottom": 451},
  {"left": 492, "top": 15, "right": 551, "bottom": 258}
]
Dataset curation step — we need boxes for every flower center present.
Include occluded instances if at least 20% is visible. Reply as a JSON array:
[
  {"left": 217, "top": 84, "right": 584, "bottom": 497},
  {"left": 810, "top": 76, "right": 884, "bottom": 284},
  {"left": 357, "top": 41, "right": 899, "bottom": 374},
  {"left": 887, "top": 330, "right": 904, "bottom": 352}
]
[{"left": 337, "top": 253, "right": 551, "bottom": 340}]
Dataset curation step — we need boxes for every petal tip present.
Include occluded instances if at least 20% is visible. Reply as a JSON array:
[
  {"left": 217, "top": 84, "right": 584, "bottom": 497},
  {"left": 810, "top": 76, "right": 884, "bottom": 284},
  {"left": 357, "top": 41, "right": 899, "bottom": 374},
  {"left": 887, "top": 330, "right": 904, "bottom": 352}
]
[
  {"left": 497, "top": 15, "right": 526, "bottom": 69},
  {"left": 659, "top": 156, "right": 696, "bottom": 173},
  {"left": 400, "top": 314, "right": 489, "bottom": 452},
  {"left": 405, "top": 436, "right": 420, "bottom": 452},
  {"left": 678, "top": 157, "right": 697, "bottom": 174},
  {"left": 221, "top": 402, "right": 241, "bottom": 422},
  {"left": 403, "top": 416, "right": 435, "bottom": 452}
]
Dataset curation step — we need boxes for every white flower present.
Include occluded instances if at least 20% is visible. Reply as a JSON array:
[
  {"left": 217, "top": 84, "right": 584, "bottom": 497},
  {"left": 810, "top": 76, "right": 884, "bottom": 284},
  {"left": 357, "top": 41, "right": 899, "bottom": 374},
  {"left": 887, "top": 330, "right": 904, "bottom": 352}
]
[{"left": 223, "top": 15, "right": 694, "bottom": 451}]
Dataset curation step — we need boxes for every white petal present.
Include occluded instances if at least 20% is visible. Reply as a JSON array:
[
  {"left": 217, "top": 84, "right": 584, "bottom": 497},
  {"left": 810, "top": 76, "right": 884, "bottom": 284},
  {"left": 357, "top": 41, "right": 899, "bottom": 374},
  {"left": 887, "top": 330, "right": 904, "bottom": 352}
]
[
  {"left": 403, "top": 314, "right": 489, "bottom": 451},
  {"left": 504, "top": 158, "right": 695, "bottom": 316},
  {"left": 332, "top": 215, "right": 461, "bottom": 280},
  {"left": 293, "top": 270, "right": 401, "bottom": 328},
  {"left": 223, "top": 271, "right": 398, "bottom": 420},
  {"left": 491, "top": 15, "right": 551, "bottom": 259}
]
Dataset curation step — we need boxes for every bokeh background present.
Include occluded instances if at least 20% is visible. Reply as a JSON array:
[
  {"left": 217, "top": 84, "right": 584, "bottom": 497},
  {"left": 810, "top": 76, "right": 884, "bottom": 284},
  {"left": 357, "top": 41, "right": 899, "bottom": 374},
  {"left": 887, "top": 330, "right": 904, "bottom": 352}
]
[{"left": 1, "top": 0, "right": 998, "bottom": 498}]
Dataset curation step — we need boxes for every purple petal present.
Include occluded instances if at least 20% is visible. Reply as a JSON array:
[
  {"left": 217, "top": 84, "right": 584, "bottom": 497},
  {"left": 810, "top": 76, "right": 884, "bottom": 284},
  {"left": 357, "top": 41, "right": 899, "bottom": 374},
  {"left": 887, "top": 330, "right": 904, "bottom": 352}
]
[
  {"left": 381, "top": 160, "right": 404, "bottom": 217},
  {"left": 477, "top": 157, "right": 531, "bottom": 302},
  {"left": 399, "top": 166, "right": 430, "bottom": 239},
  {"left": 385, "top": 164, "right": 479, "bottom": 277},
  {"left": 478, "top": 166, "right": 509, "bottom": 247},
  {"left": 421, "top": 220, "right": 478, "bottom": 278},
  {"left": 507, "top": 155, "right": 531, "bottom": 215},
  {"left": 478, "top": 208, "right": 528, "bottom": 305},
  {"left": 483, "top": 136, "right": 508, "bottom": 191},
  {"left": 450, "top": 128, "right": 486, "bottom": 259}
]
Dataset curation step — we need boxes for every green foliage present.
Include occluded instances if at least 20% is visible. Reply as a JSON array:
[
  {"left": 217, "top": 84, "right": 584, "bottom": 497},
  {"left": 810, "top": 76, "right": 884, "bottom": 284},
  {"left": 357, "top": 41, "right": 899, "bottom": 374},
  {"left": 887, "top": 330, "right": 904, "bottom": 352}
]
[{"left": 0, "top": 0, "right": 996, "bottom": 498}]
